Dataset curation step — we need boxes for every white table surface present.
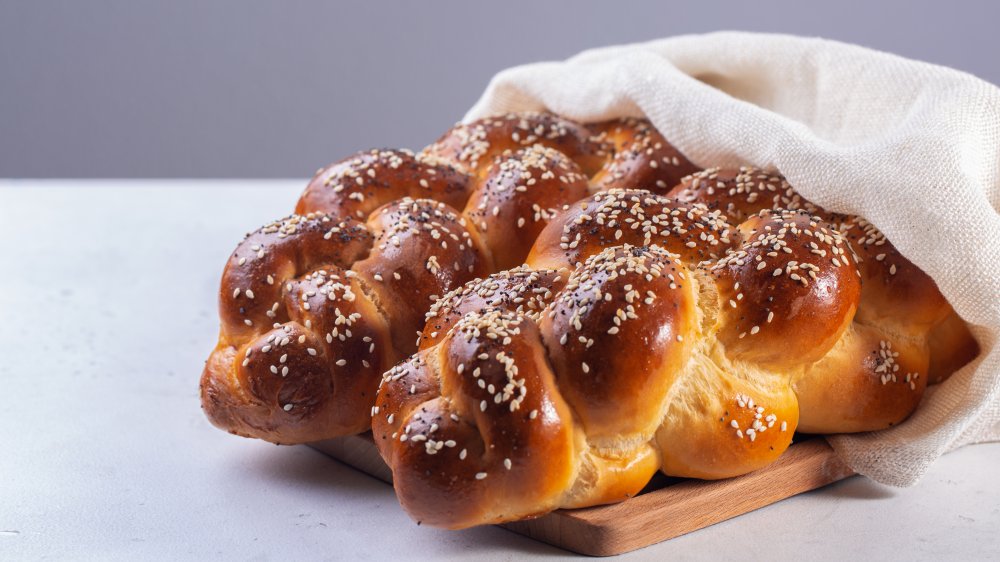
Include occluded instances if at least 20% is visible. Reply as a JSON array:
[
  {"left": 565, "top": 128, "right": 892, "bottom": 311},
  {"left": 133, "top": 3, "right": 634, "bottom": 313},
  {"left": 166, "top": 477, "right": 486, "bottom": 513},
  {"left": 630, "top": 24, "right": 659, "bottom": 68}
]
[{"left": 2, "top": 180, "right": 998, "bottom": 561}]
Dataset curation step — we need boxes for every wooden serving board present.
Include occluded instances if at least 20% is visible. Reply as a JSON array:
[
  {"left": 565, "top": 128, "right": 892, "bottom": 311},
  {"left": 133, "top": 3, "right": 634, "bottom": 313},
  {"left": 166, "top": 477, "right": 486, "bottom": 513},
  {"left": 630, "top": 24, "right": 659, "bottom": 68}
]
[{"left": 310, "top": 434, "right": 855, "bottom": 556}]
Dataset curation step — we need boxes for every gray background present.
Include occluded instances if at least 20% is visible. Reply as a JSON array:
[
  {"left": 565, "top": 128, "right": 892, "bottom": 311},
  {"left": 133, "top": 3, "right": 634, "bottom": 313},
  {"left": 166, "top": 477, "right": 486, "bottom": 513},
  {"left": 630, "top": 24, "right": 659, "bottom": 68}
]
[{"left": 2, "top": 0, "right": 997, "bottom": 178}]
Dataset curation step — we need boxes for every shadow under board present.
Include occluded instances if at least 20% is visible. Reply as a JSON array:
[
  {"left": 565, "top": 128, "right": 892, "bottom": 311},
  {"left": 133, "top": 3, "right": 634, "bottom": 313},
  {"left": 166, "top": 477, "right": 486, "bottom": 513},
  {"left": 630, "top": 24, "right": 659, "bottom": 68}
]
[{"left": 309, "top": 433, "right": 855, "bottom": 556}]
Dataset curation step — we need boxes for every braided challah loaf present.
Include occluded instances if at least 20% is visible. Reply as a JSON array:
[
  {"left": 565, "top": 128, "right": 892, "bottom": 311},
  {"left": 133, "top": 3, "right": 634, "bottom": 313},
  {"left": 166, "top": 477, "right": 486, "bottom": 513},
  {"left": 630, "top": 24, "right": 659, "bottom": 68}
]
[{"left": 200, "top": 111, "right": 978, "bottom": 528}]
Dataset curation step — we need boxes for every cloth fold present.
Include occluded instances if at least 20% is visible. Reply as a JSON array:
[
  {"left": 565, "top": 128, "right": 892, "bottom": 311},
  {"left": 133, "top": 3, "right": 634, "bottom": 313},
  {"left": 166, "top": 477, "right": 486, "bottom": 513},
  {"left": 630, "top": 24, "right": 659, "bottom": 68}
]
[{"left": 464, "top": 31, "right": 1000, "bottom": 486}]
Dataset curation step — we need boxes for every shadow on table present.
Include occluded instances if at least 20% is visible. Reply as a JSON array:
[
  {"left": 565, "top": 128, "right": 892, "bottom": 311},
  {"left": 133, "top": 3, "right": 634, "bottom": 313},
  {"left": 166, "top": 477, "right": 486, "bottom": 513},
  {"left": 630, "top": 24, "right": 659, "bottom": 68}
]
[
  {"left": 822, "top": 474, "right": 897, "bottom": 500},
  {"left": 238, "top": 443, "right": 574, "bottom": 557}
]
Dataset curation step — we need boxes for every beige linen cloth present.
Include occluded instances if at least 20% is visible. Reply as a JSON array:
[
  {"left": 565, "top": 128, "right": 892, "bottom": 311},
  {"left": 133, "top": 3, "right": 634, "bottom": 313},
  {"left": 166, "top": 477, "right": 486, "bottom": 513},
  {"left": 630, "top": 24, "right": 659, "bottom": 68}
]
[{"left": 464, "top": 31, "right": 1000, "bottom": 487}]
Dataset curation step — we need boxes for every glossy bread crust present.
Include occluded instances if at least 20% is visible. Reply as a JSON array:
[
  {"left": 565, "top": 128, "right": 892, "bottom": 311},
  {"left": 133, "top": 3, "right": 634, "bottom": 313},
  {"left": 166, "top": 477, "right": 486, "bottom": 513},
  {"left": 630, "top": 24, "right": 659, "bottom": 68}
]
[
  {"left": 667, "top": 167, "right": 979, "bottom": 429},
  {"left": 203, "top": 114, "right": 700, "bottom": 444},
  {"left": 201, "top": 112, "right": 979, "bottom": 529},
  {"left": 375, "top": 313, "right": 579, "bottom": 527}
]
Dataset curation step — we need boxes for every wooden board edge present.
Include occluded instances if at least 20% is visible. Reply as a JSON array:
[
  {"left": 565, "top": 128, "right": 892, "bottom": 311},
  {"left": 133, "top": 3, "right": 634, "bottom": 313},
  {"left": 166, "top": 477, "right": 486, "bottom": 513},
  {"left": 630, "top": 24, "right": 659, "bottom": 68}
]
[
  {"left": 520, "top": 439, "right": 856, "bottom": 556},
  {"left": 310, "top": 435, "right": 856, "bottom": 557}
]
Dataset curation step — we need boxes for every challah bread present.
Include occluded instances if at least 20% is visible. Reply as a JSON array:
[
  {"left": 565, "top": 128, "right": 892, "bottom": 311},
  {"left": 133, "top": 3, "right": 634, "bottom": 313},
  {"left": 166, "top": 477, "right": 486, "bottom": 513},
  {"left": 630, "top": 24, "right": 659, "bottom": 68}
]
[
  {"left": 200, "top": 110, "right": 979, "bottom": 528},
  {"left": 202, "top": 113, "right": 699, "bottom": 443}
]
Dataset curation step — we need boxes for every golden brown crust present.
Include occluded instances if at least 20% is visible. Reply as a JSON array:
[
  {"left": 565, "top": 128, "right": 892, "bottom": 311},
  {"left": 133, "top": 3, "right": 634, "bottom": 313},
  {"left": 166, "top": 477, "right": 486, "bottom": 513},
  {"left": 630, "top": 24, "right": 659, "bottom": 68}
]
[
  {"left": 373, "top": 312, "right": 578, "bottom": 527},
  {"left": 668, "top": 168, "right": 960, "bottom": 336},
  {"left": 823, "top": 214, "right": 981, "bottom": 391},
  {"left": 588, "top": 118, "right": 700, "bottom": 193},
  {"left": 668, "top": 167, "right": 978, "bottom": 425},
  {"left": 539, "top": 246, "right": 698, "bottom": 443},
  {"left": 709, "top": 210, "right": 861, "bottom": 368},
  {"left": 828, "top": 214, "right": 951, "bottom": 330},
  {"left": 646, "top": 210, "right": 861, "bottom": 478},
  {"left": 926, "top": 309, "right": 980, "bottom": 383},
  {"left": 525, "top": 189, "right": 735, "bottom": 270},
  {"left": 650, "top": 209, "right": 860, "bottom": 478},
  {"left": 463, "top": 145, "right": 589, "bottom": 270},
  {"left": 201, "top": 199, "right": 490, "bottom": 443},
  {"left": 655, "top": 357, "right": 799, "bottom": 479},
  {"left": 419, "top": 266, "right": 569, "bottom": 350},
  {"left": 670, "top": 166, "right": 819, "bottom": 223},
  {"left": 202, "top": 215, "right": 388, "bottom": 443},
  {"left": 793, "top": 324, "right": 929, "bottom": 433},
  {"left": 201, "top": 112, "right": 980, "bottom": 525},
  {"left": 216, "top": 215, "right": 373, "bottom": 340},
  {"left": 353, "top": 198, "right": 491, "bottom": 355},
  {"left": 296, "top": 149, "right": 471, "bottom": 220},
  {"left": 423, "top": 112, "right": 608, "bottom": 177}
]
